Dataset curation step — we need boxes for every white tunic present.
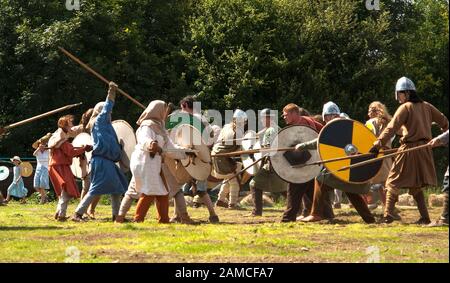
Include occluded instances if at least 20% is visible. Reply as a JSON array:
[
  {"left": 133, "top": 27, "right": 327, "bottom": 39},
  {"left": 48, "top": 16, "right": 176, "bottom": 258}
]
[
  {"left": 34, "top": 150, "right": 49, "bottom": 169},
  {"left": 130, "top": 125, "right": 186, "bottom": 196}
]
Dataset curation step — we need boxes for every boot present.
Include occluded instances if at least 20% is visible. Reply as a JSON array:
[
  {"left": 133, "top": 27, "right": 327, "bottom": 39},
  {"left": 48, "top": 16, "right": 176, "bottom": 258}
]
[
  {"left": 383, "top": 191, "right": 398, "bottom": 224},
  {"left": 71, "top": 212, "right": 85, "bottom": 222},
  {"left": 179, "top": 213, "right": 195, "bottom": 225},
  {"left": 115, "top": 215, "right": 125, "bottom": 223},
  {"left": 208, "top": 215, "right": 220, "bottom": 223},
  {"left": 215, "top": 200, "right": 228, "bottom": 208},
  {"left": 169, "top": 215, "right": 181, "bottom": 223},
  {"left": 413, "top": 191, "right": 431, "bottom": 225}
]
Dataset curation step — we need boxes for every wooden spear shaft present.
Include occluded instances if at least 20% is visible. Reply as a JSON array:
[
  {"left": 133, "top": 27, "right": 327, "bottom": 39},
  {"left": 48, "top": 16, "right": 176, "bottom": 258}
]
[
  {"left": 291, "top": 147, "right": 398, "bottom": 168},
  {"left": 211, "top": 147, "right": 294, "bottom": 157},
  {"left": 58, "top": 47, "right": 146, "bottom": 110},
  {"left": 3, "top": 102, "right": 83, "bottom": 130},
  {"left": 337, "top": 144, "right": 431, "bottom": 172},
  {"left": 220, "top": 156, "right": 265, "bottom": 185}
]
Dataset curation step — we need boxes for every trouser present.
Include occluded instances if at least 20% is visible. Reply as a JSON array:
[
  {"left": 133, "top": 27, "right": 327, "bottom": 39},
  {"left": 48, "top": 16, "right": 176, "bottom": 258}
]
[
  {"left": 217, "top": 177, "right": 240, "bottom": 205},
  {"left": 309, "top": 179, "right": 335, "bottom": 219},
  {"left": 80, "top": 175, "right": 101, "bottom": 213},
  {"left": 311, "top": 179, "right": 374, "bottom": 223},
  {"left": 134, "top": 194, "right": 169, "bottom": 223},
  {"left": 334, "top": 189, "right": 342, "bottom": 205},
  {"left": 281, "top": 180, "right": 314, "bottom": 222},
  {"left": 56, "top": 190, "right": 73, "bottom": 218},
  {"left": 118, "top": 194, "right": 135, "bottom": 217},
  {"left": 384, "top": 186, "right": 429, "bottom": 222},
  {"left": 173, "top": 190, "right": 188, "bottom": 217},
  {"left": 346, "top": 192, "right": 376, "bottom": 223},
  {"left": 250, "top": 185, "right": 263, "bottom": 216},
  {"left": 76, "top": 192, "right": 121, "bottom": 217},
  {"left": 301, "top": 193, "right": 312, "bottom": 217}
]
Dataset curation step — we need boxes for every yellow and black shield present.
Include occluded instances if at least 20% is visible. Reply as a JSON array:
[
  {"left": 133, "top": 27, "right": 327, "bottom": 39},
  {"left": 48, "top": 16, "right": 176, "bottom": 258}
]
[{"left": 318, "top": 119, "right": 382, "bottom": 184}]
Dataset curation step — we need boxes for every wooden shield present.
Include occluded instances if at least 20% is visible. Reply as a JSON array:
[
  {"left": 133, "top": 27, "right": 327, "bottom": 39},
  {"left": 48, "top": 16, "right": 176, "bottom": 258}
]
[
  {"left": 0, "top": 166, "right": 9, "bottom": 181},
  {"left": 112, "top": 120, "right": 137, "bottom": 173},
  {"left": 164, "top": 156, "right": 193, "bottom": 185},
  {"left": 166, "top": 111, "right": 213, "bottom": 144},
  {"left": 270, "top": 125, "right": 322, "bottom": 184},
  {"left": 20, "top": 162, "right": 33, "bottom": 177},
  {"left": 70, "top": 133, "right": 93, "bottom": 179},
  {"left": 170, "top": 124, "right": 211, "bottom": 181},
  {"left": 318, "top": 118, "right": 382, "bottom": 184},
  {"left": 241, "top": 131, "right": 262, "bottom": 175}
]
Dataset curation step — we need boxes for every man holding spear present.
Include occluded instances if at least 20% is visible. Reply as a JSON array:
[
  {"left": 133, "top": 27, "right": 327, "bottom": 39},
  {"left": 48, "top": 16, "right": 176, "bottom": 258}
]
[{"left": 370, "top": 77, "right": 448, "bottom": 224}]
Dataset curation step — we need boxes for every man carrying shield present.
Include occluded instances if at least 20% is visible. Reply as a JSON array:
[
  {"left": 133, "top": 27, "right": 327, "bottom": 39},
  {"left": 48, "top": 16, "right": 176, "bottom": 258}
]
[
  {"left": 280, "top": 103, "right": 325, "bottom": 222},
  {"left": 297, "top": 102, "right": 376, "bottom": 224}
]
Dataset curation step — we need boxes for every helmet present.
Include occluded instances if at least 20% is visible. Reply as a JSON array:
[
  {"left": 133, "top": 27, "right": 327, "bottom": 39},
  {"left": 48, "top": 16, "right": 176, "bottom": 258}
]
[
  {"left": 395, "top": 77, "right": 416, "bottom": 100},
  {"left": 339, "top": 112, "right": 350, "bottom": 119},
  {"left": 233, "top": 109, "right": 248, "bottom": 121},
  {"left": 322, "top": 101, "right": 341, "bottom": 120},
  {"left": 260, "top": 108, "right": 274, "bottom": 117}
]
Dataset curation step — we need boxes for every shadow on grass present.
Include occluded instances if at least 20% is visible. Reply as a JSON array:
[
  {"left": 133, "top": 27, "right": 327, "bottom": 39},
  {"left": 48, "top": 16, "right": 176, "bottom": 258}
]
[{"left": 0, "top": 226, "right": 69, "bottom": 231}]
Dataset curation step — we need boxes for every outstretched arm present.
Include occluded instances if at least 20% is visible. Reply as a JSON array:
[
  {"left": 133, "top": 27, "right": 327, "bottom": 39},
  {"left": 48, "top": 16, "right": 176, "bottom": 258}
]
[
  {"left": 428, "top": 130, "right": 449, "bottom": 148},
  {"left": 295, "top": 138, "right": 318, "bottom": 151}
]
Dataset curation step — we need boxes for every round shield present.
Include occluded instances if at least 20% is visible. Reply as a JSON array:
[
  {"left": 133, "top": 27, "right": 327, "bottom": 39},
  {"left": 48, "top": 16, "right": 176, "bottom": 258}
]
[
  {"left": 270, "top": 125, "right": 322, "bottom": 184},
  {"left": 0, "top": 166, "right": 9, "bottom": 181},
  {"left": 166, "top": 111, "right": 213, "bottom": 145},
  {"left": 318, "top": 118, "right": 382, "bottom": 184},
  {"left": 164, "top": 156, "right": 193, "bottom": 185},
  {"left": 70, "top": 132, "right": 93, "bottom": 179},
  {"left": 20, "top": 162, "right": 33, "bottom": 177},
  {"left": 170, "top": 124, "right": 211, "bottom": 181},
  {"left": 241, "top": 131, "right": 262, "bottom": 175},
  {"left": 112, "top": 120, "right": 137, "bottom": 173}
]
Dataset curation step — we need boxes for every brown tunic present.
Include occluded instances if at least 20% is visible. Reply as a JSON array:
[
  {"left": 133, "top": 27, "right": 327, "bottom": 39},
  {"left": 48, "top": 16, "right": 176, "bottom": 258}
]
[{"left": 378, "top": 101, "right": 449, "bottom": 189}]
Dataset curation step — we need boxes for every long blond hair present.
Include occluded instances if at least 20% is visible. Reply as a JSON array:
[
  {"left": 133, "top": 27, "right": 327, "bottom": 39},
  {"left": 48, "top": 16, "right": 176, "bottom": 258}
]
[{"left": 368, "top": 101, "right": 392, "bottom": 135}]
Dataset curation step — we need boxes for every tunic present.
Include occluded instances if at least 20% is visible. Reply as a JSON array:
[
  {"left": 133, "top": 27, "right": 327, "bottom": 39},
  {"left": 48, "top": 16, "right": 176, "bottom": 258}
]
[
  {"left": 131, "top": 125, "right": 186, "bottom": 196},
  {"left": 365, "top": 118, "right": 393, "bottom": 185},
  {"left": 49, "top": 141, "right": 86, "bottom": 198},
  {"left": 250, "top": 125, "right": 288, "bottom": 192},
  {"left": 89, "top": 98, "right": 128, "bottom": 195},
  {"left": 33, "top": 150, "right": 50, "bottom": 190},
  {"left": 7, "top": 166, "right": 28, "bottom": 198},
  {"left": 377, "top": 101, "right": 449, "bottom": 189}
]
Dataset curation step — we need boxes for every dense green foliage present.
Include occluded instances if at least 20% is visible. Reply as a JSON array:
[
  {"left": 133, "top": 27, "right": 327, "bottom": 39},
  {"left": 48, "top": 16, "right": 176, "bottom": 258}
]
[{"left": 0, "top": 0, "right": 448, "bottom": 172}]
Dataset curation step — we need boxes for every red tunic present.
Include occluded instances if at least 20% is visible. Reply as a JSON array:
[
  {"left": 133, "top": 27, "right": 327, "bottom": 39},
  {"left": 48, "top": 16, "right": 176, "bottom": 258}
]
[
  {"left": 291, "top": 116, "right": 324, "bottom": 133},
  {"left": 49, "top": 141, "right": 86, "bottom": 198}
]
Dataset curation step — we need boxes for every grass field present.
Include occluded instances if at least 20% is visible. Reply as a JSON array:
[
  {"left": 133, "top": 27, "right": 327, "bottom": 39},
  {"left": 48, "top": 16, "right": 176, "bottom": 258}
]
[{"left": 0, "top": 200, "right": 448, "bottom": 263}]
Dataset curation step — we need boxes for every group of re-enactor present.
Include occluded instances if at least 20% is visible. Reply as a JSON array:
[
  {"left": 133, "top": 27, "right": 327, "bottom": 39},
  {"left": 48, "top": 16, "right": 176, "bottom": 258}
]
[{"left": 0, "top": 76, "right": 448, "bottom": 228}]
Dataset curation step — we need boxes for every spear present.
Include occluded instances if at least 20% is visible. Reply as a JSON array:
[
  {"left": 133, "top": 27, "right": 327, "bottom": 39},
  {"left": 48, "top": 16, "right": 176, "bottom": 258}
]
[
  {"left": 58, "top": 47, "right": 146, "bottom": 110},
  {"left": 0, "top": 102, "right": 83, "bottom": 135},
  {"left": 211, "top": 147, "right": 295, "bottom": 157},
  {"left": 336, "top": 144, "right": 431, "bottom": 172},
  {"left": 291, "top": 148, "right": 398, "bottom": 168}
]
